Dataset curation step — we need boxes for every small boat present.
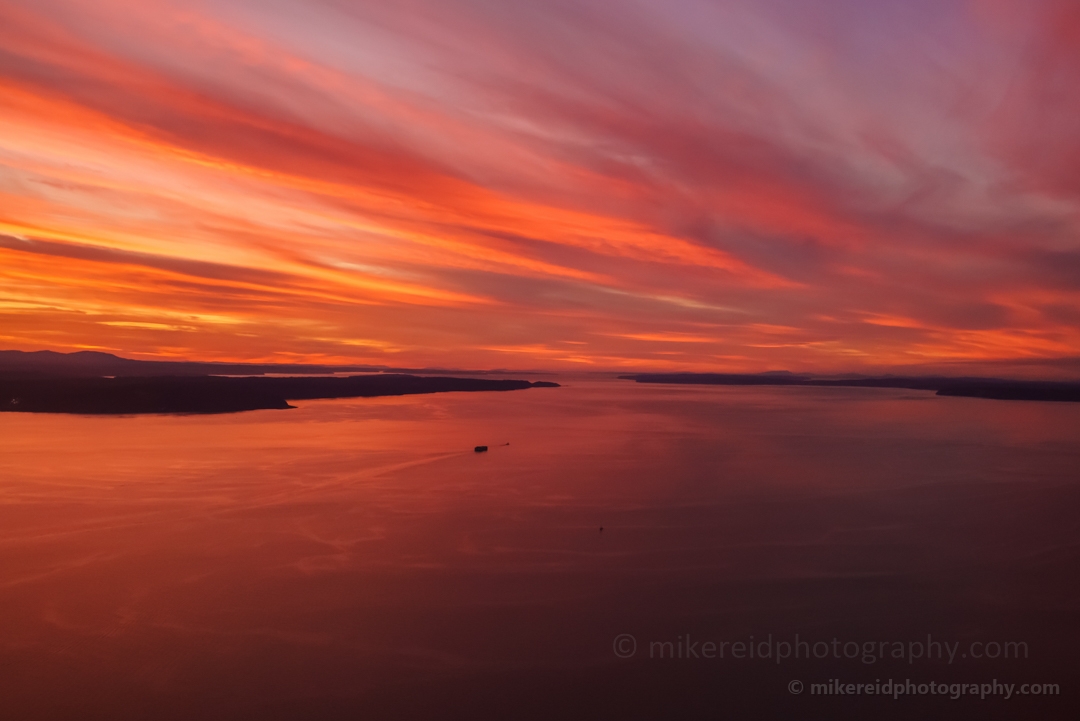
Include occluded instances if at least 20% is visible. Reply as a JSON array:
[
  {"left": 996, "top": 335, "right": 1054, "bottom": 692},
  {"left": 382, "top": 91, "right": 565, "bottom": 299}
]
[{"left": 474, "top": 445, "right": 488, "bottom": 453}]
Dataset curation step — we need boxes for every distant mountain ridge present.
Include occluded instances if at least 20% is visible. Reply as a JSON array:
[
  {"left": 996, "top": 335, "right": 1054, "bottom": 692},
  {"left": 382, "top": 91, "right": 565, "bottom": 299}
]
[
  {"left": 0, "top": 350, "right": 376, "bottom": 377},
  {"left": 0, "top": 350, "right": 547, "bottom": 378}
]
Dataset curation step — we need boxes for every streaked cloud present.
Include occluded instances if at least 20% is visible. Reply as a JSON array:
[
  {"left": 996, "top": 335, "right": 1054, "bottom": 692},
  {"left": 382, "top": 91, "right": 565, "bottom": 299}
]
[{"left": 1, "top": 0, "right": 1078, "bottom": 372}]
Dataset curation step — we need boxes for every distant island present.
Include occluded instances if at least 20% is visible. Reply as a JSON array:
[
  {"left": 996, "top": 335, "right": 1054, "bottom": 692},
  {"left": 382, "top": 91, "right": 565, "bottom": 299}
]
[
  {"left": 0, "top": 351, "right": 558, "bottom": 415},
  {"left": 620, "top": 373, "right": 1080, "bottom": 403}
]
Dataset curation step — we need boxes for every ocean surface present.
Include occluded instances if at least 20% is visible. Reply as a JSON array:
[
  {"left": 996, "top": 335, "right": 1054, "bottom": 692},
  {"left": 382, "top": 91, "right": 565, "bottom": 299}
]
[{"left": 1, "top": 378, "right": 1078, "bottom": 719}]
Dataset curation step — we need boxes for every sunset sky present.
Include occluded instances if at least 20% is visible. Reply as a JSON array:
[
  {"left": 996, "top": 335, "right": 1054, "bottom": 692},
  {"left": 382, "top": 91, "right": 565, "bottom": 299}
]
[{"left": 2, "top": 0, "right": 1079, "bottom": 372}]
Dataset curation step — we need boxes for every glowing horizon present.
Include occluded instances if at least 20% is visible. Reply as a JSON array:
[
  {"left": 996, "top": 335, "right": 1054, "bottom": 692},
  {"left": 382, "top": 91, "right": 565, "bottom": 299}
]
[{"left": 2, "top": 0, "right": 1079, "bottom": 373}]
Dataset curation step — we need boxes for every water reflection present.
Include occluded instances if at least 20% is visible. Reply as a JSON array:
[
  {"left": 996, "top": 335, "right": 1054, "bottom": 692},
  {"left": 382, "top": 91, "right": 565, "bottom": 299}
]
[{"left": 1, "top": 380, "right": 1077, "bottom": 719}]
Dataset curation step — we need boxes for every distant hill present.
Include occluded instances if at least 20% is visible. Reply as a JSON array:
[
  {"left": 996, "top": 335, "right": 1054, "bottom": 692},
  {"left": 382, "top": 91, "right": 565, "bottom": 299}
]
[
  {"left": 0, "top": 350, "right": 546, "bottom": 379},
  {"left": 0, "top": 350, "right": 380, "bottom": 378}
]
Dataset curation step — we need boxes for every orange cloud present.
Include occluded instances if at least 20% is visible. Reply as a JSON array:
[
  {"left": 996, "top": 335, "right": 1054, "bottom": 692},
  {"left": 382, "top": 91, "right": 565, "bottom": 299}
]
[{"left": 0, "top": 0, "right": 1078, "bottom": 372}]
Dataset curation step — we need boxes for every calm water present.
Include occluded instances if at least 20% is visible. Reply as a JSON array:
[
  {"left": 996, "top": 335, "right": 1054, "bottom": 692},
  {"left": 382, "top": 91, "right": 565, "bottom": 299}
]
[{"left": 1, "top": 379, "right": 1078, "bottom": 719}]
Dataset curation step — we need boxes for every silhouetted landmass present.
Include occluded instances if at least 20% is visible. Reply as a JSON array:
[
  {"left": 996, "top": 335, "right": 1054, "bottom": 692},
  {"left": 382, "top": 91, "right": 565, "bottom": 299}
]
[
  {"left": 0, "top": 350, "right": 555, "bottom": 378},
  {"left": 0, "top": 375, "right": 559, "bottom": 415},
  {"left": 936, "top": 383, "right": 1080, "bottom": 402},
  {"left": 621, "top": 373, "right": 1080, "bottom": 402}
]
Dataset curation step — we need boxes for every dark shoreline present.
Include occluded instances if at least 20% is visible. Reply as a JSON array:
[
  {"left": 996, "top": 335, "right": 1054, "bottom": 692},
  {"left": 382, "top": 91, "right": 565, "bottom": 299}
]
[
  {"left": 620, "top": 373, "right": 1080, "bottom": 403},
  {"left": 0, "top": 375, "right": 559, "bottom": 415}
]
